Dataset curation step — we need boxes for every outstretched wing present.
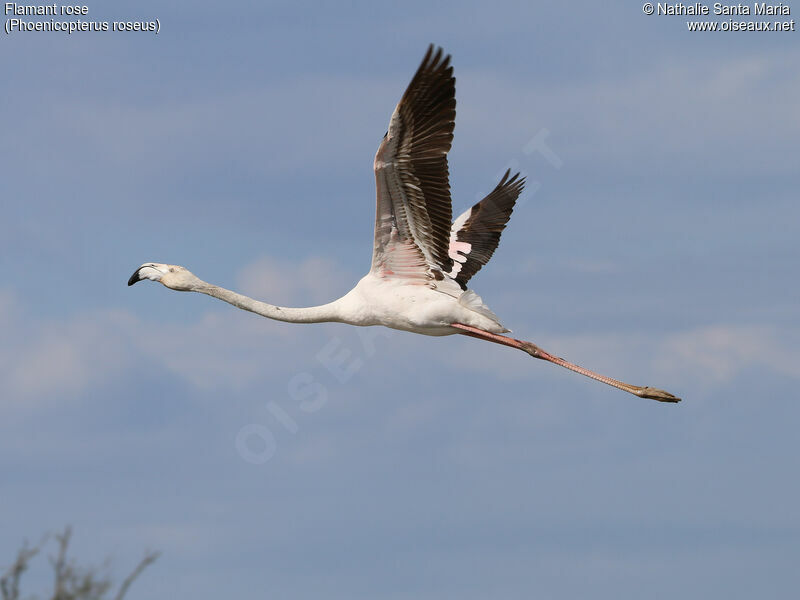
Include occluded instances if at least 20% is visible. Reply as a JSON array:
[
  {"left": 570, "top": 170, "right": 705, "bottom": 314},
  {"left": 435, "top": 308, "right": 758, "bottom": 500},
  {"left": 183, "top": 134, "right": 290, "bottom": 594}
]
[
  {"left": 371, "top": 45, "right": 456, "bottom": 282},
  {"left": 447, "top": 170, "right": 525, "bottom": 289}
]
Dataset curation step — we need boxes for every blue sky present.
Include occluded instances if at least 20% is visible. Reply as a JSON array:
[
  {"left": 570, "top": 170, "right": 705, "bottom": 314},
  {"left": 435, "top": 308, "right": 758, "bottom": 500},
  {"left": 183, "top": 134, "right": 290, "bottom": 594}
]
[{"left": 2, "top": 1, "right": 799, "bottom": 598}]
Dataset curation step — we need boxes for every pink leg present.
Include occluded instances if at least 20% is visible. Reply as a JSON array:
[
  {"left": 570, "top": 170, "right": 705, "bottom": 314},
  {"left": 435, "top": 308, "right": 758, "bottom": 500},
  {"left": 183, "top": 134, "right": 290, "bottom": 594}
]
[{"left": 451, "top": 323, "right": 680, "bottom": 403}]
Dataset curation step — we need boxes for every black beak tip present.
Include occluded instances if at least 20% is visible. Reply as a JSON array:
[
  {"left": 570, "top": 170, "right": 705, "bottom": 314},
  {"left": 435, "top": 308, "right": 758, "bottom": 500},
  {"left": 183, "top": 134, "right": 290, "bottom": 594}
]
[{"left": 127, "top": 268, "right": 142, "bottom": 286}]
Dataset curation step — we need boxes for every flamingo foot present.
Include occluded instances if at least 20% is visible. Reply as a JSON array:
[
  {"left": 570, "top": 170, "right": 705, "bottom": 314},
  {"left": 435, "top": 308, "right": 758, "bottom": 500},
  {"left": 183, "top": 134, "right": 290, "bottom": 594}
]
[{"left": 635, "top": 387, "right": 681, "bottom": 403}]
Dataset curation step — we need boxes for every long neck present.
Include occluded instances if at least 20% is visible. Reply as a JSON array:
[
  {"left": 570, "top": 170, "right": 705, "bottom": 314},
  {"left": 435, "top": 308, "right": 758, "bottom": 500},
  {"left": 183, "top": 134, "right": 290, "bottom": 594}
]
[{"left": 191, "top": 280, "right": 344, "bottom": 324}]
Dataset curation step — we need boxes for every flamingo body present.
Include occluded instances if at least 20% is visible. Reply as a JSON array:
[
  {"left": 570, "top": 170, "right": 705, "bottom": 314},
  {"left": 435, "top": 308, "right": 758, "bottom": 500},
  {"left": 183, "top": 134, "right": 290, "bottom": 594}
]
[{"left": 332, "top": 273, "right": 507, "bottom": 336}]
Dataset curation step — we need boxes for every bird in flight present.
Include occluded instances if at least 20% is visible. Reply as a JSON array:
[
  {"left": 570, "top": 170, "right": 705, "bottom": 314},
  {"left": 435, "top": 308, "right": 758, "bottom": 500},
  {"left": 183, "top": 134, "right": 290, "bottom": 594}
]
[{"left": 129, "top": 46, "right": 680, "bottom": 403}]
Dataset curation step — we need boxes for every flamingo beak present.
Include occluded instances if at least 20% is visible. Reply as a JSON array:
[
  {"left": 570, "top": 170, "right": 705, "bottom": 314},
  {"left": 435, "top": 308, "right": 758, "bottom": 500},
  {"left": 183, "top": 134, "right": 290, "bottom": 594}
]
[
  {"left": 127, "top": 264, "right": 166, "bottom": 286},
  {"left": 127, "top": 267, "right": 144, "bottom": 286}
]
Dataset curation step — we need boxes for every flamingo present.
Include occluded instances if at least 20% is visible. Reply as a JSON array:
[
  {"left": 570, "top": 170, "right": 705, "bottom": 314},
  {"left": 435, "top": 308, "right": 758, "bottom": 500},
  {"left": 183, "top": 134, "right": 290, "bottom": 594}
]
[{"left": 128, "top": 46, "right": 680, "bottom": 403}]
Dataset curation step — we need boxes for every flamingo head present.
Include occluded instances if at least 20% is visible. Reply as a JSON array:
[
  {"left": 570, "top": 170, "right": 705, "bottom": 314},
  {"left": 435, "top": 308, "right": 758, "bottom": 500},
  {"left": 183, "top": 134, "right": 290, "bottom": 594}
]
[{"left": 127, "top": 263, "right": 198, "bottom": 291}]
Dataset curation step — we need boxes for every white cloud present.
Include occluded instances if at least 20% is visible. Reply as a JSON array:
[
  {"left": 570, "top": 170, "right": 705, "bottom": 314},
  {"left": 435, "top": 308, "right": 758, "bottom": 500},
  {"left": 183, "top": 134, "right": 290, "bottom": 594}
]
[
  {"left": 658, "top": 325, "right": 800, "bottom": 384},
  {"left": 55, "top": 50, "right": 799, "bottom": 184},
  {"left": 50, "top": 76, "right": 397, "bottom": 179},
  {"left": 457, "top": 51, "right": 800, "bottom": 176},
  {"left": 1, "top": 308, "right": 135, "bottom": 409},
  {"left": 236, "top": 255, "right": 355, "bottom": 306},
  {"left": 2, "top": 256, "right": 797, "bottom": 417},
  {"left": 431, "top": 323, "right": 800, "bottom": 392},
  {"left": 0, "top": 258, "right": 358, "bottom": 410},
  {"left": 126, "top": 308, "right": 309, "bottom": 392},
  {"left": 0, "top": 302, "right": 312, "bottom": 412}
]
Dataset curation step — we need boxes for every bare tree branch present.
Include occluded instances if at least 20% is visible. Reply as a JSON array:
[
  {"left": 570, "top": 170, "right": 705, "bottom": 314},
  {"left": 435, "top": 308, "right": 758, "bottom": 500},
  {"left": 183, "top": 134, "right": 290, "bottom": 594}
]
[
  {"left": 113, "top": 551, "right": 160, "bottom": 600},
  {"left": 2, "top": 528, "right": 158, "bottom": 600},
  {"left": 51, "top": 526, "right": 71, "bottom": 600},
  {"left": 1, "top": 535, "right": 47, "bottom": 600}
]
